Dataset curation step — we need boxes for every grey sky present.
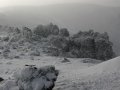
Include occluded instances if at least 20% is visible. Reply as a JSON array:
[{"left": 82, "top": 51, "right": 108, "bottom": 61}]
[{"left": 0, "top": 0, "right": 120, "bottom": 7}]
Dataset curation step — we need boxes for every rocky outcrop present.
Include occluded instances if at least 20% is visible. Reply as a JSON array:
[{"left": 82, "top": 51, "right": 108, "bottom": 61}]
[
  {"left": 0, "top": 65, "right": 59, "bottom": 90},
  {"left": 49, "top": 30, "right": 115, "bottom": 60},
  {"left": 47, "top": 23, "right": 59, "bottom": 35},
  {"left": 59, "top": 28, "right": 69, "bottom": 37},
  {"left": 72, "top": 36, "right": 96, "bottom": 58},
  {"left": 47, "top": 35, "right": 69, "bottom": 56},
  {"left": 95, "top": 38, "right": 114, "bottom": 60},
  {"left": 0, "top": 24, "right": 115, "bottom": 60},
  {"left": 22, "top": 27, "right": 32, "bottom": 41},
  {"left": 33, "top": 23, "right": 59, "bottom": 38},
  {"left": 68, "top": 30, "right": 115, "bottom": 60},
  {"left": 0, "top": 77, "right": 4, "bottom": 82}
]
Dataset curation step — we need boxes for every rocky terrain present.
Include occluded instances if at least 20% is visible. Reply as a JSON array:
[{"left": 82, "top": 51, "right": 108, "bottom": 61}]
[
  {"left": 0, "top": 65, "right": 58, "bottom": 90},
  {"left": 0, "top": 24, "right": 115, "bottom": 60},
  {"left": 0, "top": 24, "right": 118, "bottom": 90},
  {"left": 0, "top": 55, "right": 120, "bottom": 90}
]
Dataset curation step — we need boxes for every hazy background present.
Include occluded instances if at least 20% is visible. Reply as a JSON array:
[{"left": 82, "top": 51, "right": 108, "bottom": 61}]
[
  {"left": 0, "top": 0, "right": 120, "bottom": 55},
  {"left": 0, "top": 0, "right": 120, "bottom": 7}
]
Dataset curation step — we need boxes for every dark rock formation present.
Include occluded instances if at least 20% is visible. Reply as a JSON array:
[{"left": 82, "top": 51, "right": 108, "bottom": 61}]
[
  {"left": 59, "top": 28, "right": 69, "bottom": 37},
  {"left": 33, "top": 25, "right": 48, "bottom": 38},
  {"left": 0, "top": 66, "right": 58, "bottom": 90},
  {"left": 72, "top": 36, "right": 96, "bottom": 58},
  {"left": 0, "top": 24, "right": 115, "bottom": 60},
  {"left": 0, "top": 65, "right": 58, "bottom": 90},
  {"left": 0, "top": 77, "right": 4, "bottom": 82},
  {"left": 22, "top": 27, "right": 32, "bottom": 40},
  {"left": 13, "top": 65, "right": 59, "bottom": 90},
  {"left": 95, "top": 38, "right": 114, "bottom": 60},
  {"left": 68, "top": 30, "right": 115, "bottom": 60},
  {"left": 47, "top": 35, "right": 69, "bottom": 56},
  {"left": 14, "top": 28, "right": 21, "bottom": 35},
  {"left": 61, "top": 58, "right": 70, "bottom": 63},
  {"left": 33, "top": 23, "right": 59, "bottom": 38},
  {"left": 49, "top": 30, "right": 115, "bottom": 60},
  {"left": 47, "top": 23, "right": 59, "bottom": 35}
]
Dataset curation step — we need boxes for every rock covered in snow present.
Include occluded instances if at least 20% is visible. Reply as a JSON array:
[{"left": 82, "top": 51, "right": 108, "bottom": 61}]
[
  {"left": 95, "top": 37, "right": 114, "bottom": 60},
  {"left": 33, "top": 23, "right": 59, "bottom": 38},
  {"left": 59, "top": 28, "right": 69, "bottom": 37},
  {"left": 22, "top": 27, "right": 32, "bottom": 41},
  {"left": 67, "top": 30, "right": 115, "bottom": 60},
  {"left": 72, "top": 36, "right": 96, "bottom": 58},
  {"left": 0, "top": 65, "right": 58, "bottom": 90}
]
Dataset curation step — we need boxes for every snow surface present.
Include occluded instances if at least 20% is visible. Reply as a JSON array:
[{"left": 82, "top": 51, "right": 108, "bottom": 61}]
[{"left": 0, "top": 56, "right": 120, "bottom": 90}]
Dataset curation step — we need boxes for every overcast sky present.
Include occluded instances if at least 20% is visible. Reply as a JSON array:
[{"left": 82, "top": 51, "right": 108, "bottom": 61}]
[{"left": 0, "top": 0, "right": 120, "bottom": 7}]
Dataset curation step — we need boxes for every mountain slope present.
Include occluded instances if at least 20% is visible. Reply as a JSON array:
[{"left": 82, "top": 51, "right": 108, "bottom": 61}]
[{"left": 54, "top": 56, "right": 120, "bottom": 90}]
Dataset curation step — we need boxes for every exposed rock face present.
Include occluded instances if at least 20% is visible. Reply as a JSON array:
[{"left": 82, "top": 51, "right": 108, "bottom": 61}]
[
  {"left": 0, "top": 65, "right": 59, "bottom": 90},
  {"left": 13, "top": 28, "right": 21, "bottom": 35},
  {"left": 68, "top": 30, "right": 115, "bottom": 60},
  {"left": 0, "top": 77, "right": 4, "bottom": 82},
  {"left": 95, "top": 38, "right": 114, "bottom": 60},
  {"left": 59, "top": 28, "right": 69, "bottom": 37},
  {"left": 72, "top": 36, "right": 96, "bottom": 58},
  {"left": 47, "top": 35, "right": 69, "bottom": 56},
  {"left": 33, "top": 23, "right": 59, "bottom": 38},
  {"left": 22, "top": 27, "right": 32, "bottom": 40},
  {"left": 0, "top": 24, "right": 115, "bottom": 60},
  {"left": 33, "top": 25, "right": 48, "bottom": 37},
  {"left": 48, "top": 30, "right": 115, "bottom": 60},
  {"left": 49, "top": 36, "right": 68, "bottom": 51},
  {"left": 47, "top": 23, "right": 59, "bottom": 35},
  {"left": 14, "top": 65, "right": 58, "bottom": 90}
]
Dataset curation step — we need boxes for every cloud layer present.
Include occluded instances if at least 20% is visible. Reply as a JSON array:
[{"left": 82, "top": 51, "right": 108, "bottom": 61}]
[{"left": 0, "top": 0, "right": 120, "bottom": 7}]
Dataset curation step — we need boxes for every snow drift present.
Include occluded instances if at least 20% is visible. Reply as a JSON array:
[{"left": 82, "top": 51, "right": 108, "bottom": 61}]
[
  {"left": 66, "top": 56, "right": 120, "bottom": 90},
  {"left": 81, "top": 56, "right": 120, "bottom": 76}
]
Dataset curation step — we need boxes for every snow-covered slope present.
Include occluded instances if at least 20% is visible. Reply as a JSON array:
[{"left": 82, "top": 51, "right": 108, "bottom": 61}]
[
  {"left": 0, "top": 56, "right": 120, "bottom": 90},
  {"left": 54, "top": 56, "right": 120, "bottom": 90},
  {"left": 81, "top": 56, "right": 120, "bottom": 75}
]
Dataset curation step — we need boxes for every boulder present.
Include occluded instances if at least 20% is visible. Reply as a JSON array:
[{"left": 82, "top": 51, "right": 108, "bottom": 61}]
[
  {"left": 68, "top": 30, "right": 115, "bottom": 60},
  {"left": 95, "top": 38, "right": 114, "bottom": 60},
  {"left": 61, "top": 58, "right": 70, "bottom": 63},
  {"left": 0, "top": 65, "right": 58, "bottom": 90},
  {"left": 13, "top": 65, "right": 59, "bottom": 90}
]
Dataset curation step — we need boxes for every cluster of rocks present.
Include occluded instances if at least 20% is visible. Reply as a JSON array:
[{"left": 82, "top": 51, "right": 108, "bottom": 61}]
[
  {"left": 69, "top": 30, "right": 115, "bottom": 60},
  {"left": 33, "top": 23, "right": 69, "bottom": 38},
  {"left": 0, "top": 23, "right": 69, "bottom": 59},
  {"left": 48, "top": 30, "right": 115, "bottom": 60},
  {"left": 0, "top": 24, "right": 115, "bottom": 60},
  {"left": 0, "top": 26, "right": 41, "bottom": 59},
  {"left": 0, "top": 65, "right": 59, "bottom": 90}
]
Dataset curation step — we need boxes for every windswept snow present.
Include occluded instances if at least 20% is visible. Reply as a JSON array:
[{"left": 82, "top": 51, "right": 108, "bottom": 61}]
[
  {"left": 54, "top": 56, "right": 120, "bottom": 90},
  {"left": 0, "top": 56, "right": 120, "bottom": 90}
]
